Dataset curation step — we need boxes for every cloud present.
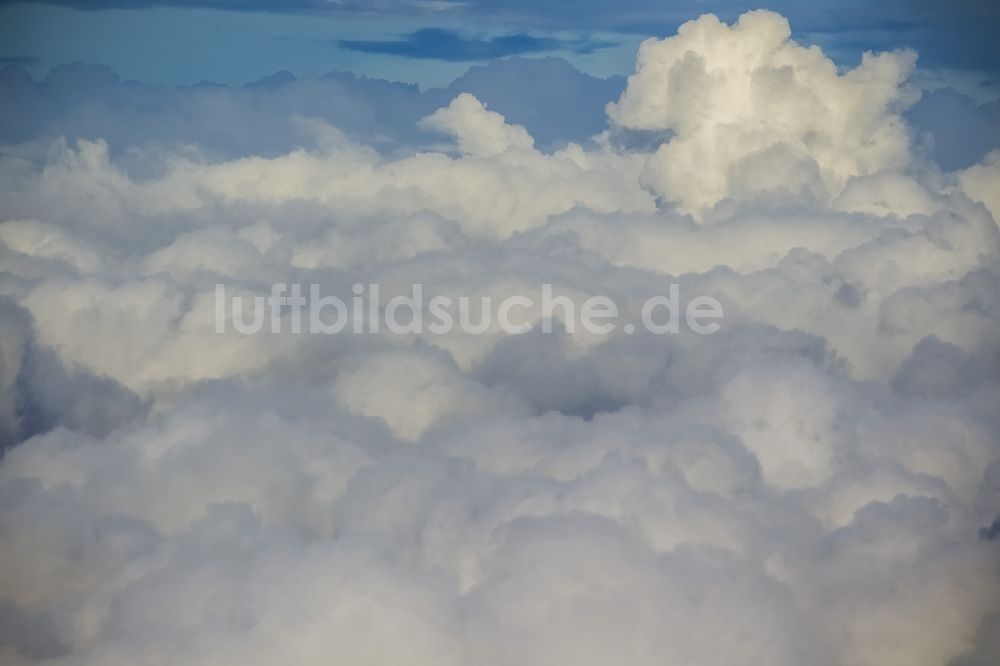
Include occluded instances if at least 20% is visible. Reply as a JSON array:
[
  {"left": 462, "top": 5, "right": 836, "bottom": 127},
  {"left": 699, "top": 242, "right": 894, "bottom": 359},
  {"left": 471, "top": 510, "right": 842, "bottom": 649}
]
[
  {"left": 607, "top": 10, "right": 918, "bottom": 216},
  {"left": 0, "top": 9, "right": 999, "bottom": 666},
  {"left": 5, "top": 56, "right": 996, "bottom": 173},
  {"left": 5, "top": 0, "right": 999, "bottom": 74},
  {"left": 338, "top": 27, "right": 613, "bottom": 62},
  {"left": 419, "top": 92, "right": 535, "bottom": 156},
  {"left": 0, "top": 57, "right": 623, "bottom": 155}
]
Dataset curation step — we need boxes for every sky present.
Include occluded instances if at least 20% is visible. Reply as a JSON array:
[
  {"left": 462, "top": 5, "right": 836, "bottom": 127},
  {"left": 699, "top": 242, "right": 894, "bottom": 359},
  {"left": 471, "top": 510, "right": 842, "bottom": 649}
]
[
  {"left": 1, "top": 0, "right": 999, "bottom": 87},
  {"left": 1, "top": 3, "right": 999, "bottom": 666}
]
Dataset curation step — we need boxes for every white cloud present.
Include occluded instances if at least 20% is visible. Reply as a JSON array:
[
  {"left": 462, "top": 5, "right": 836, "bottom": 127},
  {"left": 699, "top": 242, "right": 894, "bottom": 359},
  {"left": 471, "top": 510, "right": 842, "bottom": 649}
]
[
  {"left": 0, "top": 9, "right": 998, "bottom": 666},
  {"left": 957, "top": 149, "right": 1000, "bottom": 222},
  {"left": 608, "top": 10, "right": 918, "bottom": 216},
  {"left": 420, "top": 93, "right": 535, "bottom": 157}
]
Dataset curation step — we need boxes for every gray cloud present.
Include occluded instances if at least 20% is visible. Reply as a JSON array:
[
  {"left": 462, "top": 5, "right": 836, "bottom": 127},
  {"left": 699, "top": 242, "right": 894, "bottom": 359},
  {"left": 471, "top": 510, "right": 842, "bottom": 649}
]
[{"left": 339, "top": 28, "right": 616, "bottom": 62}]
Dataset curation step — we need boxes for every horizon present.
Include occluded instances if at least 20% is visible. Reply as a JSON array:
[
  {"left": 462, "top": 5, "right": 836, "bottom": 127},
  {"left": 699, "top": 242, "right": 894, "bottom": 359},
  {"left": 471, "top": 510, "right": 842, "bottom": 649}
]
[{"left": 2, "top": 1, "right": 999, "bottom": 88}]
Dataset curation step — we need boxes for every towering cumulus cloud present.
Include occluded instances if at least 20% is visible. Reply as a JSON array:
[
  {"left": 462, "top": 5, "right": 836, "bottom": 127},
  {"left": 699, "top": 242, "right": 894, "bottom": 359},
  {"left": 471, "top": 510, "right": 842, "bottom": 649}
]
[
  {"left": 0, "top": 9, "right": 998, "bottom": 666},
  {"left": 608, "top": 10, "right": 917, "bottom": 215}
]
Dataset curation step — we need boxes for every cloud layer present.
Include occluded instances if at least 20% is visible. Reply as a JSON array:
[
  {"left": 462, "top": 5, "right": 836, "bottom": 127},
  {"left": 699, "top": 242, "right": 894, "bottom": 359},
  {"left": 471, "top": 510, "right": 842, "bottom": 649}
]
[{"left": 0, "top": 9, "right": 998, "bottom": 665}]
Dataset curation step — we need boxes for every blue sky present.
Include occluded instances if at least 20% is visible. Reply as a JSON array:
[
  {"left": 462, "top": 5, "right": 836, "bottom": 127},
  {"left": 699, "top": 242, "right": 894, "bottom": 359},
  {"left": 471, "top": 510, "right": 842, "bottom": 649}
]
[{"left": 1, "top": 0, "right": 998, "bottom": 87}]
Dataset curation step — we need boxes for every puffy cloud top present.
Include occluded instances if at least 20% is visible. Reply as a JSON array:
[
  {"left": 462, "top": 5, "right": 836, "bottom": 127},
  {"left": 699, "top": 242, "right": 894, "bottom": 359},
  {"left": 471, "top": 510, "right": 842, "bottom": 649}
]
[
  {"left": 420, "top": 93, "right": 536, "bottom": 157},
  {"left": 609, "top": 10, "right": 918, "bottom": 215}
]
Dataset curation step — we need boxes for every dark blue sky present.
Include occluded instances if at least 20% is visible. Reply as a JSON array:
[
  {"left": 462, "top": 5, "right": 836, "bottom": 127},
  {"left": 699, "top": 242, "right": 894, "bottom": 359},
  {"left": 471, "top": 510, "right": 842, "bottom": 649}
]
[{"left": 0, "top": 1, "right": 997, "bottom": 87}]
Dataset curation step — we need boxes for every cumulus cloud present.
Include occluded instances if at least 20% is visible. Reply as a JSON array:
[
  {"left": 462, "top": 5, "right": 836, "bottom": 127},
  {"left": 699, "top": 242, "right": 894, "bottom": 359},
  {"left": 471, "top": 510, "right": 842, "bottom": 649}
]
[
  {"left": 0, "top": 9, "right": 998, "bottom": 666},
  {"left": 608, "top": 10, "right": 918, "bottom": 216},
  {"left": 419, "top": 93, "right": 536, "bottom": 156},
  {"left": 958, "top": 149, "right": 1000, "bottom": 222}
]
